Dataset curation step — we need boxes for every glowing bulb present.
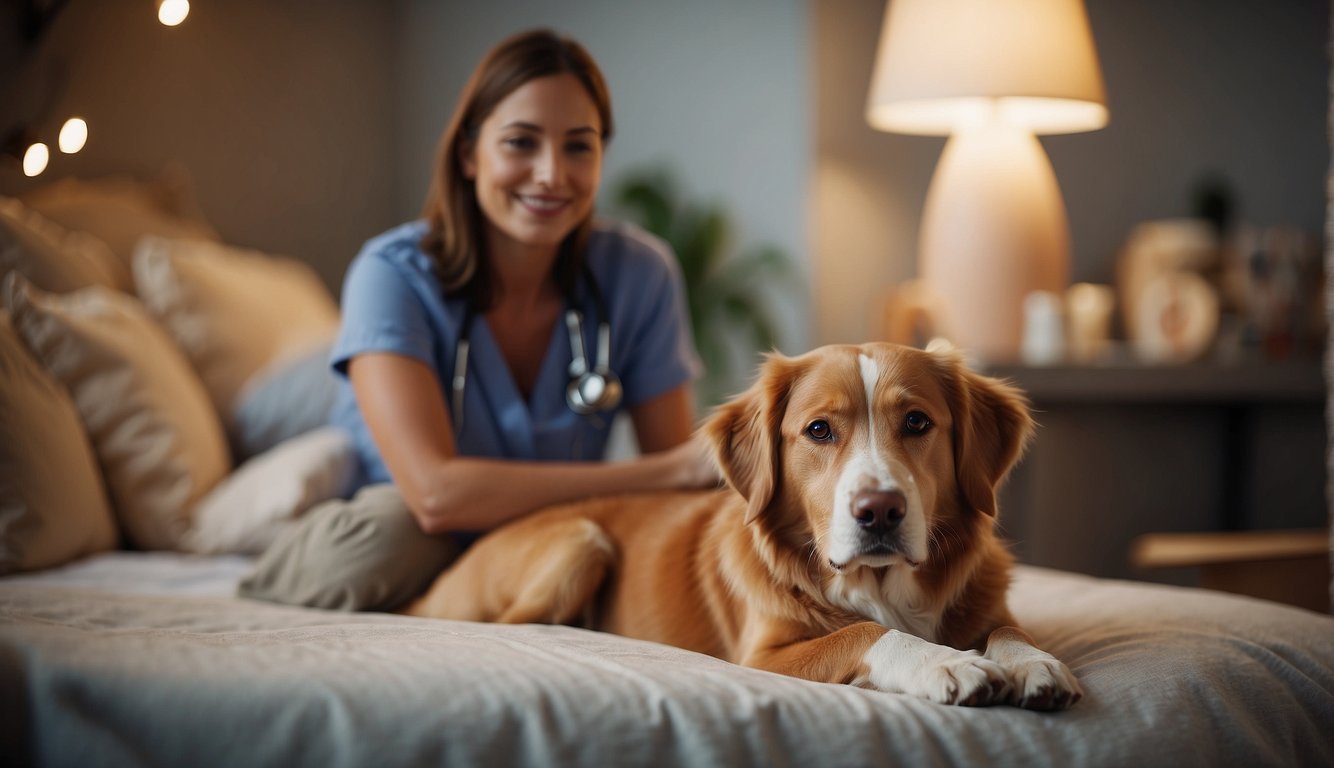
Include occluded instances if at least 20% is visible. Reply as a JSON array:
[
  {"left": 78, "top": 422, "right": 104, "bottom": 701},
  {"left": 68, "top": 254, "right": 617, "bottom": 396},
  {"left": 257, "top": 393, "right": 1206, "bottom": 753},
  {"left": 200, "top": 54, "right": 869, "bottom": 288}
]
[
  {"left": 22, "top": 143, "right": 49, "bottom": 177},
  {"left": 158, "top": 0, "right": 189, "bottom": 26},
  {"left": 58, "top": 118, "right": 88, "bottom": 154}
]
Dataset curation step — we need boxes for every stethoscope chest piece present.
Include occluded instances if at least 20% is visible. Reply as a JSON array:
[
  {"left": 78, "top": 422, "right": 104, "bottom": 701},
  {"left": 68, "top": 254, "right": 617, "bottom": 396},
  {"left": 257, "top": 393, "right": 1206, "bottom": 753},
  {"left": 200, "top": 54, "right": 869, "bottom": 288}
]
[
  {"left": 563, "top": 307, "right": 622, "bottom": 415},
  {"left": 453, "top": 267, "right": 620, "bottom": 429}
]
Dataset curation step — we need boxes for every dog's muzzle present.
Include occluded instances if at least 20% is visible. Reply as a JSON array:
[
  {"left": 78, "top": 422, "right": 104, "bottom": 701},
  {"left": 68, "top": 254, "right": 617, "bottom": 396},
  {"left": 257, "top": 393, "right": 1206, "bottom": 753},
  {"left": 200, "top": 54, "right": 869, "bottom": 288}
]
[{"left": 847, "top": 489, "right": 917, "bottom": 563}]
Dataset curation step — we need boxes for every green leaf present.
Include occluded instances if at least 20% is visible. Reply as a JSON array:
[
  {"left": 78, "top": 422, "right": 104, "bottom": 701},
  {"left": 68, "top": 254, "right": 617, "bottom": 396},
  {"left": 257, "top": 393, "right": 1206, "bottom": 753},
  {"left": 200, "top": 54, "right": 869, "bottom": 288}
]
[{"left": 609, "top": 164, "right": 796, "bottom": 408}]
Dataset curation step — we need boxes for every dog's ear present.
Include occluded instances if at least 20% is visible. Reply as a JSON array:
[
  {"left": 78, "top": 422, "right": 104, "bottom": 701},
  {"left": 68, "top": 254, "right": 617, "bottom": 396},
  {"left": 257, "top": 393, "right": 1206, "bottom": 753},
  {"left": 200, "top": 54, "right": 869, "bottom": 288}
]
[
  {"left": 702, "top": 354, "right": 797, "bottom": 525},
  {"left": 929, "top": 346, "right": 1034, "bottom": 518}
]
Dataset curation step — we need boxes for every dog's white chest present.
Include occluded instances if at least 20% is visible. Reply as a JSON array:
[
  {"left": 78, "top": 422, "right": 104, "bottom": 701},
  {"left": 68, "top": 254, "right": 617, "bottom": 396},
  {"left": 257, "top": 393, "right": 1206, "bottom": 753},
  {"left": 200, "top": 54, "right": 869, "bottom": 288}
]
[{"left": 826, "top": 568, "right": 940, "bottom": 642}]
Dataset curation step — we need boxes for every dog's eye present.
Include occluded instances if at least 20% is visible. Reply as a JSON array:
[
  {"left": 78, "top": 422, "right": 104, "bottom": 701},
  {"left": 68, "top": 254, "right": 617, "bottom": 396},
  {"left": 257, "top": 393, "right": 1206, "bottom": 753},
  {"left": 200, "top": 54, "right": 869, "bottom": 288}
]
[
  {"left": 804, "top": 420, "right": 833, "bottom": 442},
  {"left": 904, "top": 411, "right": 932, "bottom": 435}
]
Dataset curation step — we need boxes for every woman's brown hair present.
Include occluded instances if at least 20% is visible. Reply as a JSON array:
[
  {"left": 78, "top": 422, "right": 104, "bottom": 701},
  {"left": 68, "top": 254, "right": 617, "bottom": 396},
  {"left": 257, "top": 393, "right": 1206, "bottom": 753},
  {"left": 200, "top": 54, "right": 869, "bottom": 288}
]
[{"left": 419, "top": 29, "right": 614, "bottom": 311}]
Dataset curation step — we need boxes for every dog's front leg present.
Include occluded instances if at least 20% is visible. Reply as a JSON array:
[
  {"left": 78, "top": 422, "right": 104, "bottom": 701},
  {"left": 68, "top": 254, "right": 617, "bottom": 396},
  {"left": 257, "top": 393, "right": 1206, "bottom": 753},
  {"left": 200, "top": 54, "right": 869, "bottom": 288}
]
[
  {"left": 982, "top": 626, "right": 1083, "bottom": 710},
  {"left": 741, "top": 622, "right": 887, "bottom": 686},
  {"left": 856, "top": 628, "right": 1009, "bottom": 706},
  {"left": 742, "top": 621, "right": 1007, "bottom": 706}
]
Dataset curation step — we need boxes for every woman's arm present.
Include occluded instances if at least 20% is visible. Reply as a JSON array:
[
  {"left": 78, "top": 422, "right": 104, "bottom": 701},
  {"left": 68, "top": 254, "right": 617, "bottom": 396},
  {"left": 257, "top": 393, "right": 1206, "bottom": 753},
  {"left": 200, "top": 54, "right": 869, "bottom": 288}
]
[
  {"left": 349, "top": 352, "right": 716, "bottom": 534},
  {"left": 629, "top": 384, "right": 695, "bottom": 453}
]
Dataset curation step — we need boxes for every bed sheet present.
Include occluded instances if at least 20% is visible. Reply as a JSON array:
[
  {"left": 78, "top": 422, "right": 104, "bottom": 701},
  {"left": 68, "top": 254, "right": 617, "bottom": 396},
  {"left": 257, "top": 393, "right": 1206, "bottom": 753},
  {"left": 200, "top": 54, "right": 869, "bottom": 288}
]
[{"left": 2, "top": 557, "right": 1332, "bottom": 767}]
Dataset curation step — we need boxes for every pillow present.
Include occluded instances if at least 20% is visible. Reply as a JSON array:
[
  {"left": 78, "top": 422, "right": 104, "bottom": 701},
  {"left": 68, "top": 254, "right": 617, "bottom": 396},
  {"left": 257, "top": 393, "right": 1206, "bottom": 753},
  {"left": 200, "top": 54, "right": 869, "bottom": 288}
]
[
  {"left": 0, "top": 311, "right": 119, "bottom": 573},
  {"left": 229, "top": 341, "right": 340, "bottom": 462},
  {"left": 132, "top": 236, "right": 339, "bottom": 420},
  {"left": 183, "top": 427, "right": 355, "bottom": 555},
  {"left": 21, "top": 170, "right": 220, "bottom": 291},
  {"left": 0, "top": 197, "right": 120, "bottom": 292},
  {"left": 1, "top": 273, "right": 231, "bottom": 551}
]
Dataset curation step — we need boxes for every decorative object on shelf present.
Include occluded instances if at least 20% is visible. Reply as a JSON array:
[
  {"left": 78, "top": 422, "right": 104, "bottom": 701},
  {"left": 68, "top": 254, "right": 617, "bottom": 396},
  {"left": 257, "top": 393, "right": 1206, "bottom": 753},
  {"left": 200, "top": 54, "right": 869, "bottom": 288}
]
[
  {"left": 1063, "top": 282, "right": 1115, "bottom": 363},
  {"left": 865, "top": 0, "right": 1108, "bottom": 363},
  {"left": 1132, "top": 270, "right": 1220, "bottom": 364},
  {"left": 1117, "top": 218, "right": 1219, "bottom": 344},
  {"left": 1226, "top": 224, "right": 1324, "bottom": 361},
  {"left": 1020, "top": 290, "right": 1065, "bottom": 366},
  {"left": 1116, "top": 220, "right": 1218, "bottom": 364},
  {"left": 612, "top": 167, "right": 793, "bottom": 408}
]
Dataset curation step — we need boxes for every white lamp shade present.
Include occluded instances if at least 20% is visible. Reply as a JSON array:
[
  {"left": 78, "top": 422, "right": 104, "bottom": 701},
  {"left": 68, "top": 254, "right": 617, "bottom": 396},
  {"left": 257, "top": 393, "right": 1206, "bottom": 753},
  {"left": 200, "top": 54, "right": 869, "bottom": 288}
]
[{"left": 867, "top": 0, "right": 1108, "bottom": 135}]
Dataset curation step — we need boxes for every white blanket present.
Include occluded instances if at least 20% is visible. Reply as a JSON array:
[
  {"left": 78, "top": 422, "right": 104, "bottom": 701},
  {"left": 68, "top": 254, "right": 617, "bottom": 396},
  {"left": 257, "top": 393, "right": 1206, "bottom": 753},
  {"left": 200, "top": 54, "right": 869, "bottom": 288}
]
[{"left": 1, "top": 558, "right": 1332, "bottom": 767}]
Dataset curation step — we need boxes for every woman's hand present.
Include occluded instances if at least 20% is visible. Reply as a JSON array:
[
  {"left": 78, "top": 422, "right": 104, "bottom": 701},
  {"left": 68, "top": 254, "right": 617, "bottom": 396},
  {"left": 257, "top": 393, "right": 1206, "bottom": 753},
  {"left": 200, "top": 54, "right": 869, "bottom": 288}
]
[
  {"left": 659, "top": 433, "right": 723, "bottom": 490},
  {"left": 629, "top": 384, "right": 721, "bottom": 490}
]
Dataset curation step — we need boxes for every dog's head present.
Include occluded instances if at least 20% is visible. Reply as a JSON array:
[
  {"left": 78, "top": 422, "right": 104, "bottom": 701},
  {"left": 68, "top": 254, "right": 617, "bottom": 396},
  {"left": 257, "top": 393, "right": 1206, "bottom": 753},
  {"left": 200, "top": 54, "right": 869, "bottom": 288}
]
[{"left": 703, "top": 341, "right": 1033, "bottom": 575}]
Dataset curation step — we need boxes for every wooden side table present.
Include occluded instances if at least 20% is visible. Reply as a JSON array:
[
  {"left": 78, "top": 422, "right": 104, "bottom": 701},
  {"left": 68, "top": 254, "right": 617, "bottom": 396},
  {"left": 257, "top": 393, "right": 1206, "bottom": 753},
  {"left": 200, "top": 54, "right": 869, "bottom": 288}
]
[
  {"left": 982, "top": 358, "right": 1326, "bottom": 585},
  {"left": 1131, "top": 529, "right": 1330, "bottom": 612}
]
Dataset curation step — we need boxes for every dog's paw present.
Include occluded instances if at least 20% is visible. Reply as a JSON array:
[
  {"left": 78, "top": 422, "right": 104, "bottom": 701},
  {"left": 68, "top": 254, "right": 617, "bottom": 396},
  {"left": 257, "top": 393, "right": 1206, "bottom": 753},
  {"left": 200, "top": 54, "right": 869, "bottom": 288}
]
[
  {"left": 910, "top": 652, "right": 1010, "bottom": 706},
  {"left": 1005, "top": 656, "right": 1083, "bottom": 711},
  {"left": 860, "top": 631, "right": 1009, "bottom": 706}
]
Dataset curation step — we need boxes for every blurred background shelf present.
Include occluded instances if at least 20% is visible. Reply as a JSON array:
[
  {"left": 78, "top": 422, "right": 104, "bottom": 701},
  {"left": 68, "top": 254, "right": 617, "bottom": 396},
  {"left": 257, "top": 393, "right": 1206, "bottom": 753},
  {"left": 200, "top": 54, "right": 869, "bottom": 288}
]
[
  {"left": 1131, "top": 528, "right": 1329, "bottom": 612},
  {"left": 988, "top": 358, "right": 1327, "bottom": 589},
  {"left": 985, "top": 358, "right": 1324, "bottom": 404}
]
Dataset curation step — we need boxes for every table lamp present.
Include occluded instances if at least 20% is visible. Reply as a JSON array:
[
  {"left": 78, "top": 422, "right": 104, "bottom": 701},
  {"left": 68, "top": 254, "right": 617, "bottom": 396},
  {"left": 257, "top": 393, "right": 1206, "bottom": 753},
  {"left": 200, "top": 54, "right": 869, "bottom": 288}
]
[{"left": 867, "top": 0, "right": 1108, "bottom": 361}]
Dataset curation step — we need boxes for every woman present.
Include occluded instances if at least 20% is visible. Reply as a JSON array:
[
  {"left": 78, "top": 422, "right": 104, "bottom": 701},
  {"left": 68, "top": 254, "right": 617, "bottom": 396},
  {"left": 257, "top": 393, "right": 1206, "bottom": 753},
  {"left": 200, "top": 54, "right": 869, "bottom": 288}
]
[{"left": 240, "top": 29, "right": 717, "bottom": 611}]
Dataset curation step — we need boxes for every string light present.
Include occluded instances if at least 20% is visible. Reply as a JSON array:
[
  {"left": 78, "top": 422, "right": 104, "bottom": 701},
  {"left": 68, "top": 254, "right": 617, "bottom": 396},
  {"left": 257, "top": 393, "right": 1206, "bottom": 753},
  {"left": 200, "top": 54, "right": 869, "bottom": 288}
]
[
  {"left": 22, "top": 143, "right": 49, "bottom": 177},
  {"left": 158, "top": 0, "right": 190, "bottom": 27},
  {"left": 58, "top": 117, "right": 87, "bottom": 154},
  {"left": 7, "top": 5, "right": 182, "bottom": 176}
]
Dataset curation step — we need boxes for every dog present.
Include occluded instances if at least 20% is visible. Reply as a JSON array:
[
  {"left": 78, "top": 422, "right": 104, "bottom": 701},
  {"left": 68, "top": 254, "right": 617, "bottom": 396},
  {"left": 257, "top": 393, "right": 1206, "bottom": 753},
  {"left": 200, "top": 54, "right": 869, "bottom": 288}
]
[{"left": 404, "top": 341, "right": 1082, "bottom": 710}]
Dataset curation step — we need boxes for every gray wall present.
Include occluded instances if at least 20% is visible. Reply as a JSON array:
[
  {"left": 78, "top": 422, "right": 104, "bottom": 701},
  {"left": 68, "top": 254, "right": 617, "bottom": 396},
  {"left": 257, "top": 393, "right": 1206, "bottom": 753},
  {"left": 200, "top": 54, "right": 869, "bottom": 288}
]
[
  {"left": 392, "top": 0, "right": 812, "bottom": 372},
  {"left": 0, "top": 0, "right": 400, "bottom": 293},
  {"left": 1, "top": 1, "right": 1327, "bottom": 358},
  {"left": 0, "top": 0, "right": 811, "bottom": 368},
  {"left": 812, "top": 0, "right": 1329, "bottom": 345}
]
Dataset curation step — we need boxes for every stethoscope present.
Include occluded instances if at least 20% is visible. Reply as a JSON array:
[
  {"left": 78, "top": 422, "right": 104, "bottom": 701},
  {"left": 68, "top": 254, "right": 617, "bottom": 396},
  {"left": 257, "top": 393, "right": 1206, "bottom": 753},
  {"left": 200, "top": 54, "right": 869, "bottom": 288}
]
[{"left": 451, "top": 266, "right": 622, "bottom": 432}]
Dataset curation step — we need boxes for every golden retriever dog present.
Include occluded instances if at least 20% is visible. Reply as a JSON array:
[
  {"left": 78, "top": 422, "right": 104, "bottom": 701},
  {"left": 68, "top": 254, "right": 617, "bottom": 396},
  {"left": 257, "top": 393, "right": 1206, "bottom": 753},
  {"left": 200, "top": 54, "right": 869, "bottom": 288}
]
[{"left": 405, "top": 341, "right": 1082, "bottom": 710}]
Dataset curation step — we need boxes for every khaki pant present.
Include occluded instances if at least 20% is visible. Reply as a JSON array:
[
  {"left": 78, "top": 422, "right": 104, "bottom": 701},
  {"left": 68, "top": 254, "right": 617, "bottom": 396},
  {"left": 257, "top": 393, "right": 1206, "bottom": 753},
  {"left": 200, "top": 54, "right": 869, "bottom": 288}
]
[{"left": 238, "top": 484, "right": 460, "bottom": 611}]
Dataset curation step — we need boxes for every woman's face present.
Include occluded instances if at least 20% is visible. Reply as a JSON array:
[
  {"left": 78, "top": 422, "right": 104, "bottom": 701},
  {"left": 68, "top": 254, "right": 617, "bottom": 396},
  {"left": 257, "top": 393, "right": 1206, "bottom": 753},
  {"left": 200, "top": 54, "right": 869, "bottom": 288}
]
[{"left": 463, "top": 73, "right": 604, "bottom": 256}]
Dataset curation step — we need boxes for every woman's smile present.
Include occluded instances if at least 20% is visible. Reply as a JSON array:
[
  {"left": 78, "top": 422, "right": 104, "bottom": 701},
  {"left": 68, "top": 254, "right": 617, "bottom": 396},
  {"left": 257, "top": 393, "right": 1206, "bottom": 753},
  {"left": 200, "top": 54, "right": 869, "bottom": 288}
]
[{"left": 516, "top": 193, "right": 572, "bottom": 216}]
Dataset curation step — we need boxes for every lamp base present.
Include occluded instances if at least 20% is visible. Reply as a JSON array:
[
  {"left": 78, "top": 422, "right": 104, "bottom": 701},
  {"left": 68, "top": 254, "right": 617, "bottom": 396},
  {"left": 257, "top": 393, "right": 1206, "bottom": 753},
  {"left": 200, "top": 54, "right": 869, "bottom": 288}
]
[{"left": 919, "top": 122, "right": 1070, "bottom": 362}]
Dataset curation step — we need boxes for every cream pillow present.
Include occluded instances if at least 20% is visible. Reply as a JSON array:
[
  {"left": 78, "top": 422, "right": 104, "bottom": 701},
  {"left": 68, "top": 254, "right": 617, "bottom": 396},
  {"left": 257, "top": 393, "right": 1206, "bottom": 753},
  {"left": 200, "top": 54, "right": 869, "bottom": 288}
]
[
  {"left": 132, "top": 236, "right": 339, "bottom": 418},
  {"left": 0, "top": 197, "right": 120, "bottom": 292},
  {"left": 184, "top": 427, "right": 355, "bottom": 555},
  {"left": 1, "top": 273, "right": 230, "bottom": 551},
  {"left": 0, "top": 312, "right": 119, "bottom": 573},
  {"left": 22, "top": 172, "right": 220, "bottom": 292}
]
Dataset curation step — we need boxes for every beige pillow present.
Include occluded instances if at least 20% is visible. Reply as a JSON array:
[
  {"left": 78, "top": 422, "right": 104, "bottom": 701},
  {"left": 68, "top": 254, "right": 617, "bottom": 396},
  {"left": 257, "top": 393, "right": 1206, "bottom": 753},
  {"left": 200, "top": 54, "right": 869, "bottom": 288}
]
[
  {"left": 22, "top": 172, "right": 220, "bottom": 292},
  {"left": 184, "top": 427, "right": 355, "bottom": 555},
  {"left": 0, "top": 197, "right": 120, "bottom": 293},
  {"left": 1, "top": 273, "right": 230, "bottom": 551},
  {"left": 0, "top": 312, "right": 119, "bottom": 573},
  {"left": 132, "top": 236, "right": 339, "bottom": 416}
]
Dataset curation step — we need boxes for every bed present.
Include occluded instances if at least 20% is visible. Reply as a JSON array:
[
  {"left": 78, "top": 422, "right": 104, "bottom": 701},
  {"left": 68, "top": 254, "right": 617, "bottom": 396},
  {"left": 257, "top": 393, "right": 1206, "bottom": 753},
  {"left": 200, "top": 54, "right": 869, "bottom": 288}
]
[
  {"left": 1, "top": 553, "right": 1332, "bottom": 767},
  {"left": 2, "top": 176, "right": 1333, "bottom": 766}
]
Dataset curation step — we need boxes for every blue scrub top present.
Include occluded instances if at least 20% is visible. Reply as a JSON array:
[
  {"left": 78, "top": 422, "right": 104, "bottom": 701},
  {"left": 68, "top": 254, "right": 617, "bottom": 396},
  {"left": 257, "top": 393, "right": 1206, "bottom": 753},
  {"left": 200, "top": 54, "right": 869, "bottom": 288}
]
[{"left": 329, "top": 218, "right": 702, "bottom": 490}]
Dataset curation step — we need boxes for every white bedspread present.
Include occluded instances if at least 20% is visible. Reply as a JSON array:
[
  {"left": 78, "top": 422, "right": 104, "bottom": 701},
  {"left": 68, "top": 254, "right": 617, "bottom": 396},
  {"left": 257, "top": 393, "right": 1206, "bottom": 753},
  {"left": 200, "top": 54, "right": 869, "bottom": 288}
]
[{"left": 2, "top": 558, "right": 1331, "bottom": 767}]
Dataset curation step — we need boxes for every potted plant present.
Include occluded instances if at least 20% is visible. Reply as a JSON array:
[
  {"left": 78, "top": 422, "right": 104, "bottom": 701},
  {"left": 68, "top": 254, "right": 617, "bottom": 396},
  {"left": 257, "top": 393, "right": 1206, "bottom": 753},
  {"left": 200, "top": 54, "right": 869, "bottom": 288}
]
[{"left": 611, "top": 167, "right": 793, "bottom": 407}]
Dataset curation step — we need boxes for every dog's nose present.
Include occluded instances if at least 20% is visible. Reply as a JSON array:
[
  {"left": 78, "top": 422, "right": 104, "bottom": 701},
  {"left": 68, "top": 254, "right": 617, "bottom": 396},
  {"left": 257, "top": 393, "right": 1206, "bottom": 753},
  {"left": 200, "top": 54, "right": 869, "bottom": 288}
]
[{"left": 852, "top": 489, "right": 907, "bottom": 531}]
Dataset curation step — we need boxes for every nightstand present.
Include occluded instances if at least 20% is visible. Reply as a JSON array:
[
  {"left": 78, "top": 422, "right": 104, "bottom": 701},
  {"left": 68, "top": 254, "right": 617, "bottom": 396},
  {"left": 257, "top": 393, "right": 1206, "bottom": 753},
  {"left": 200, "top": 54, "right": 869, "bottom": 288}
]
[
  {"left": 1130, "top": 528, "right": 1329, "bottom": 612},
  {"left": 983, "top": 358, "right": 1326, "bottom": 586}
]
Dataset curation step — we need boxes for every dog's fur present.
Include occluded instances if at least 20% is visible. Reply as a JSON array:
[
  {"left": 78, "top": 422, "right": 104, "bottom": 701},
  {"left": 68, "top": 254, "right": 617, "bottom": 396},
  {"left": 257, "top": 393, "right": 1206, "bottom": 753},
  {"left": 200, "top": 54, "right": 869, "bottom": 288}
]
[{"left": 405, "top": 341, "right": 1082, "bottom": 709}]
